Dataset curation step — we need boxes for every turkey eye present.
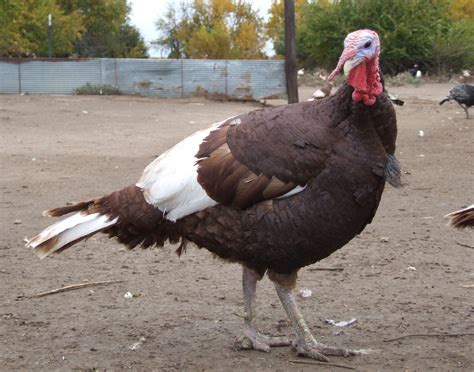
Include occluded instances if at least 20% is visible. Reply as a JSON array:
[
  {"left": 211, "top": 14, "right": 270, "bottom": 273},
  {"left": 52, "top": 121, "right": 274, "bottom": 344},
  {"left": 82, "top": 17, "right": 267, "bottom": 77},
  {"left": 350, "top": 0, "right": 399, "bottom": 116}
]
[{"left": 364, "top": 41, "right": 372, "bottom": 48}]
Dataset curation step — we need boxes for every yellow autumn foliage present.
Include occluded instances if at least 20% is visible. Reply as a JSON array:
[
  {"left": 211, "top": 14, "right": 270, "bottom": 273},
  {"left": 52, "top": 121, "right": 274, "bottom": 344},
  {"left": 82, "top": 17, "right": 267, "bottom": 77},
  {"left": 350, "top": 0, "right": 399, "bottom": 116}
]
[{"left": 156, "top": 0, "right": 267, "bottom": 59}]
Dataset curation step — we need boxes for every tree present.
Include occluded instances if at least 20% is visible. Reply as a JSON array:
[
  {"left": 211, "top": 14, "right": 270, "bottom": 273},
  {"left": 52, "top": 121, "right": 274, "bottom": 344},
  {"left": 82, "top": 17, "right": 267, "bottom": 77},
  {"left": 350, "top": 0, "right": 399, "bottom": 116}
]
[
  {"left": 296, "top": 0, "right": 474, "bottom": 74},
  {"left": 58, "top": 0, "right": 148, "bottom": 58},
  {"left": 116, "top": 24, "right": 149, "bottom": 58},
  {"left": 0, "top": 0, "right": 84, "bottom": 57},
  {"left": 155, "top": 3, "right": 194, "bottom": 58},
  {"left": 155, "top": 0, "right": 267, "bottom": 59},
  {"left": 429, "top": 18, "right": 474, "bottom": 75},
  {"left": 449, "top": 0, "right": 474, "bottom": 20},
  {"left": 0, "top": 0, "right": 148, "bottom": 58},
  {"left": 266, "top": 0, "right": 309, "bottom": 57}
]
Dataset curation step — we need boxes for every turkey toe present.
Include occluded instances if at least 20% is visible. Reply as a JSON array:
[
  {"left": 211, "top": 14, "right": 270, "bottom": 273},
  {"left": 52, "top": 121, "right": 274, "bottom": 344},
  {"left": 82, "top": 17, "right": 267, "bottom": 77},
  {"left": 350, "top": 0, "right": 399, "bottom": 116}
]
[
  {"left": 293, "top": 339, "right": 365, "bottom": 361},
  {"left": 235, "top": 328, "right": 291, "bottom": 352}
]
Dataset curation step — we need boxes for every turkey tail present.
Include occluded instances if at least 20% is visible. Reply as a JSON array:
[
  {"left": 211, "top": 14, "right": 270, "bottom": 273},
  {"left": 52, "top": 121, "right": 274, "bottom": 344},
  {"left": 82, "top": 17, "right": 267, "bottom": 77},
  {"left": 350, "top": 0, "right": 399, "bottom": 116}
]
[
  {"left": 27, "top": 212, "right": 118, "bottom": 259},
  {"left": 439, "top": 98, "right": 450, "bottom": 105},
  {"left": 445, "top": 204, "right": 474, "bottom": 229},
  {"left": 26, "top": 185, "right": 167, "bottom": 259},
  {"left": 45, "top": 200, "right": 94, "bottom": 217}
]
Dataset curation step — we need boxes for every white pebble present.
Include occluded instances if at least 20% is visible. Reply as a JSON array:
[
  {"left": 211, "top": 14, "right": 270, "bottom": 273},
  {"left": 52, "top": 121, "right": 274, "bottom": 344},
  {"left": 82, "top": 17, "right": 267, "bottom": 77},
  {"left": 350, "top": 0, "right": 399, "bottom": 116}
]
[{"left": 124, "top": 292, "right": 133, "bottom": 299}]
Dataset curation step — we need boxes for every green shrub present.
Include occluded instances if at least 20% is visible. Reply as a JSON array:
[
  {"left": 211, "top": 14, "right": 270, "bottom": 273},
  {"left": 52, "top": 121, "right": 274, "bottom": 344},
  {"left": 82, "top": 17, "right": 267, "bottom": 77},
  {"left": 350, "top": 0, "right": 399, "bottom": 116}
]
[
  {"left": 429, "top": 19, "right": 474, "bottom": 75},
  {"left": 384, "top": 72, "right": 423, "bottom": 87},
  {"left": 297, "top": 0, "right": 474, "bottom": 75},
  {"left": 74, "top": 83, "right": 121, "bottom": 95}
]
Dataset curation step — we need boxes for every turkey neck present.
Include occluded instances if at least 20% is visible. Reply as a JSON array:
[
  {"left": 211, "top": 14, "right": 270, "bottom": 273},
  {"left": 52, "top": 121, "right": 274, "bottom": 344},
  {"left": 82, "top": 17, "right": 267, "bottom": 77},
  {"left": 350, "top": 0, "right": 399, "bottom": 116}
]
[{"left": 318, "top": 81, "right": 397, "bottom": 157}]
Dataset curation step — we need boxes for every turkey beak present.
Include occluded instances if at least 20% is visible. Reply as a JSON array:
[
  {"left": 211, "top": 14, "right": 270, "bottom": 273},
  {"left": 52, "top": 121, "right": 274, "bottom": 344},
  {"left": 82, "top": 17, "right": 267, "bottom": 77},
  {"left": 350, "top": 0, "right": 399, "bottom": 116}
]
[
  {"left": 343, "top": 56, "right": 364, "bottom": 76},
  {"left": 328, "top": 47, "right": 358, "bottom": 80}
]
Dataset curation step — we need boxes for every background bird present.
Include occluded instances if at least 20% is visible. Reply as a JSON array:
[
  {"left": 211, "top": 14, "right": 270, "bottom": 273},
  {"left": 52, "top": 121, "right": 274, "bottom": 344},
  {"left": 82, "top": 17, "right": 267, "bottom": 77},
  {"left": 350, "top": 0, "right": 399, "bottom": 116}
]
[
  {"left": 26, "top": 29, "right": 400, "bottom": 362},
  {"left": 388, "top": 92, "right": 405, "bottom": 106},
  {"left": 460, "top": 70, "right": 472, "bottom": 84},
  {"left": 445, "top": 205, "right": 474, "bottom": 229},
  {"left": 308, "top": 81, "right": 333, "bottom": 101},
  {"left": 439, "top": 84, "right": 474, "bottom": 119},
  {"left": 408, "top": 64, "right": 422, "bottom": 78}
]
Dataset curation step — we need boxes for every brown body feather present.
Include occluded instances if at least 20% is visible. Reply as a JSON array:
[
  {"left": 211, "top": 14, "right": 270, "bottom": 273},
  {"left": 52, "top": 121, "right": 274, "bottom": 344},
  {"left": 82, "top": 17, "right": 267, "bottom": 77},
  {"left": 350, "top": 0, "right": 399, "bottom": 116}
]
[{"left": 188, "top": 83, "right": 398, "bottom": 274}]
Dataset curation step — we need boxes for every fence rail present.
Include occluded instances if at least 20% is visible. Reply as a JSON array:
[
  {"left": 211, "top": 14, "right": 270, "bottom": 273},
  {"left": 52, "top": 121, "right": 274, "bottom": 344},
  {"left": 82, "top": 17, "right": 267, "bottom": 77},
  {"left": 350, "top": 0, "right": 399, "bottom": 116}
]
[{"left": 0, "top": 58, "right": 286, "bottom": 100}]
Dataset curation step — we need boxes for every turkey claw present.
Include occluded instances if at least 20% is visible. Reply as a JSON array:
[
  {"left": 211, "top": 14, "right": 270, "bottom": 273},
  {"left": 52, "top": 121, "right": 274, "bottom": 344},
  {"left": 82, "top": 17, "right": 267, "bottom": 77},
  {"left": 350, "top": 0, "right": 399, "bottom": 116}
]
[
  {"left": 292, "top": 340, "right": 366, "bottom": 361},
  {"left": 292, "top": 340, "right": 330, "bottom": 362},
  {"left": 235, "top": 329, "right": 290, "bottom": 352}
]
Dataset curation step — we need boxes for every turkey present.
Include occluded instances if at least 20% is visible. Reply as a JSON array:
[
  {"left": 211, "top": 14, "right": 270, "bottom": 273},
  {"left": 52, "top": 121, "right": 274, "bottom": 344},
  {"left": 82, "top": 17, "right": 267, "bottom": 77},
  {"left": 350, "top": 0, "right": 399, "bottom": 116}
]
[
  {"left": 439, "top": 84, "right": 474, "bottom": 119},
  {"left": 26, "top": 29, "right": 400, "bottom": 362},
  {"left": 445, "top": 205, "right": 474, "bottom": 229}
]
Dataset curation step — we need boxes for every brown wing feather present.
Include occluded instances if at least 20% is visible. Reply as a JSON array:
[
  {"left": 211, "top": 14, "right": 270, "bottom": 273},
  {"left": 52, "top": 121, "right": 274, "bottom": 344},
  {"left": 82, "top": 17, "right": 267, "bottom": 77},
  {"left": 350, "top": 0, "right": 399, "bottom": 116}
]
[
  {"left": 234, "top": 173, "right": 271, "bottom": 208},
  {"left": 196, "top": 83, "right": 397, "bottom": 222},
  {"left": 262, "top": 178, "right": 296, "bottom": 199},
  {"left": 197, "top": 125, "right": 300, "bottom": 209}
]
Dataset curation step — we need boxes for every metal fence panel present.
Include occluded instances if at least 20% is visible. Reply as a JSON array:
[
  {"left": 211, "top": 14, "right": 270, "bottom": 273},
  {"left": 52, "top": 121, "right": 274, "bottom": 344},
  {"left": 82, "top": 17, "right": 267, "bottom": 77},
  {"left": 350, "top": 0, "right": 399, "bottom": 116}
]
[
  {"left": 20, "top": 60, "right": 101, "bottom": 94},
  {"left": 100, "top": 59, "right": 117, "bottom": 86},
  {"left": 114, "top": 59, "right": 183, "bottom": 98},
  {"left": 0, "top": 58, "right": 286, "bottom": 100},
  {"left": 227, "top": 60, "right": 286, "bottom": 100},
  {"left": 182, "top": 59, "right": 227, "bottom": 98},
  {"left": 0, "top": 62, "right": 20, "bottom": 94}
]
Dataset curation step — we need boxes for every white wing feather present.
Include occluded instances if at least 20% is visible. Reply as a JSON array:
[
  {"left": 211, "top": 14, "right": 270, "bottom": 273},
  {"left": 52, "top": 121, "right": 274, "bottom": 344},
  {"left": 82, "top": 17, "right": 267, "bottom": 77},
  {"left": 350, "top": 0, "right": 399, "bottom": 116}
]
[
  {"left": 136, "top": 119, "right": 232, "bottom": 222},
  {"left": 136, "top": 116, "right": 306, "bottom": 222}
]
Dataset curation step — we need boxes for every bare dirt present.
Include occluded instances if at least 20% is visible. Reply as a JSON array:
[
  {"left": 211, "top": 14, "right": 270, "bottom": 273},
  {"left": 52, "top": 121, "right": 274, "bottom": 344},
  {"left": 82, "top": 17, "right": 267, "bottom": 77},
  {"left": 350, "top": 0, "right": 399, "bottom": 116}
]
[{"left": 1, "top": 83, "right": 473, "bottom": 371}]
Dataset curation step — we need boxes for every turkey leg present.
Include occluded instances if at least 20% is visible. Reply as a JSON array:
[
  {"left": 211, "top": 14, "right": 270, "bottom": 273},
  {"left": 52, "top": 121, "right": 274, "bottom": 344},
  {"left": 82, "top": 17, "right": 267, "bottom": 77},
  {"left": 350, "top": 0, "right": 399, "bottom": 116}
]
[
  {"left": 270, "top": 270, "right": 365, "bottom": 361},
  {"left": 235, "top": 266, "right": 291, "bottom": 351},
  {"left": 456, "top": 102, "right": 470, "bottom": 119}
]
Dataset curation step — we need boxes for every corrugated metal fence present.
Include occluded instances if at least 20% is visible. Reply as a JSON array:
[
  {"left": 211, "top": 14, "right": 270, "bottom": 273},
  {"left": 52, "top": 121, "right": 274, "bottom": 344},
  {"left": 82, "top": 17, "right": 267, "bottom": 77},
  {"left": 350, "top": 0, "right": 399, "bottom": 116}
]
[{"left": 0, "top": 58, "right": 286, "bottom": 100}]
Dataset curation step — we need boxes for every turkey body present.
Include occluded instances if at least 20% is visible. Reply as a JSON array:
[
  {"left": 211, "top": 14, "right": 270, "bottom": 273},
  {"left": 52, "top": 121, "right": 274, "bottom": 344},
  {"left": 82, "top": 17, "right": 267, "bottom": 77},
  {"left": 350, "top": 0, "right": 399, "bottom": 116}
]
[
  {"left": 180, "top": 82, "right": 397, "bottom": 275},
  {"left": 439, "top": 84, "right": 474, "bottom": 118},
  {"left": 81, "top": 82, "right": 399, "bottom": 278}
]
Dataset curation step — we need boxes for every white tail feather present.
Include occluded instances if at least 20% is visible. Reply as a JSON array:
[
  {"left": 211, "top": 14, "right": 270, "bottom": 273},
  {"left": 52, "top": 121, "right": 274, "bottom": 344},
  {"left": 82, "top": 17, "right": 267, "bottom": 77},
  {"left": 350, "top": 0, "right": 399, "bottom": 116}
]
[
  {"left": 444, "top": 204, "right": 474, "bottom": 218},
  {"left": 26, "top": 212, "right": 118, "bottom": 259}
]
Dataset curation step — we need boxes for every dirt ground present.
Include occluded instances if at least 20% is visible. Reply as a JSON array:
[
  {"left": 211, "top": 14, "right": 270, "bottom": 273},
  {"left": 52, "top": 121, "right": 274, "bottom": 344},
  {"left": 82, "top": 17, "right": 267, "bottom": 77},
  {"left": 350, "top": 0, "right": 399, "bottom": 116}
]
[{"left": 1, "top": 83, "right": 473, "bottom": 371}]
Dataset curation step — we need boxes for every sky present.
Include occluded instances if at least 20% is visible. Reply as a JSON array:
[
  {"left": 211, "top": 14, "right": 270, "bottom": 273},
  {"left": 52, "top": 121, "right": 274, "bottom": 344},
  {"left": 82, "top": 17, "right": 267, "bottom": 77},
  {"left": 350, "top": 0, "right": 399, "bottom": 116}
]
[{"left": 128, "top": 0, "right": 275, "bottom": 57}]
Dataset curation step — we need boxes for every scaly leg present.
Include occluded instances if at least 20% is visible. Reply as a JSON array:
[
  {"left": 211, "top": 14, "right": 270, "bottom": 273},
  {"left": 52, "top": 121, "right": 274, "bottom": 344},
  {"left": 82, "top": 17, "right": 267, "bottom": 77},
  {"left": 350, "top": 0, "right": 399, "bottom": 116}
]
[
  {"left": 235, "top": 266, "right": 291, "bottom": 352},
  {"left": 456, "top": 101, "right": 470, "bottom": 119},
  {"left": 269, "top": 270, "right": 366, "bottom": 361}
]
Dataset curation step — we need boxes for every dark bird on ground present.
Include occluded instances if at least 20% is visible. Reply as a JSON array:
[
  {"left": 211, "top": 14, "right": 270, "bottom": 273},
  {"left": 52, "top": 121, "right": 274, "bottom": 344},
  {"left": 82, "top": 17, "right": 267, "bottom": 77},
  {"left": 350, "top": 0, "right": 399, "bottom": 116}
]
[
  {"left": 445, "top": 205, "right": 474, "bottom": 229},
  {"left": 439, "top": 84, "right": 474, "bottom": 119},
  {"left": 26, "top": 29, "right": 400, "bottom": 362},
  {"left": 388, "top": 92, "right": 405, "bottom": 106},
  {"left": 408, "top": 64, "right": 422, "bottom": 78}
]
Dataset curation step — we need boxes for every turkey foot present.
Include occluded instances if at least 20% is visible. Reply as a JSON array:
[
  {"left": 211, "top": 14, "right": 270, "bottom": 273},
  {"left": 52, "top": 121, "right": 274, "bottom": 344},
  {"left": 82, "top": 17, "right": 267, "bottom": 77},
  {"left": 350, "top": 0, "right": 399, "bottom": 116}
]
[
  {"left": 270, "top": 270, "right": 365, "bottom": 362},
  {"left": 292, "top": 339, "right": 365, "bottom": 361},
  {"left": 237, "top": 267, "right": 292, "bottom": 352},
  {"left": 235, "top": 328, "right": 290, "bottom": 352}
]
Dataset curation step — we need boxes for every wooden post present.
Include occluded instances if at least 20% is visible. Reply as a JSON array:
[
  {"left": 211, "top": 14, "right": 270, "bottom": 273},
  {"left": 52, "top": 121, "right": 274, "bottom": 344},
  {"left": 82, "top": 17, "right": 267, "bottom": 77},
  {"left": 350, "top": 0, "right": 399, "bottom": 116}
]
[{"left": 284, "top": 0, "right": 298, "bottom": 104}]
